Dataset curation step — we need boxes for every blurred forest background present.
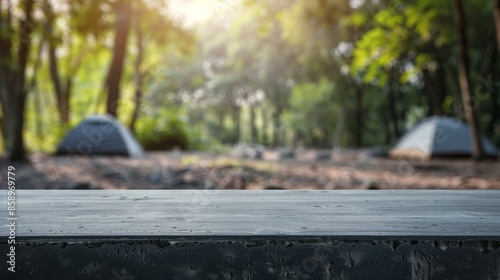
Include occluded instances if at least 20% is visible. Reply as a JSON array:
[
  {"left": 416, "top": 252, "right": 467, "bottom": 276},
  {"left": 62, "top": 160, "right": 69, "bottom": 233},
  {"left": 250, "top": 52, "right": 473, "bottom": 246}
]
[{"left": 1, "top": 0, "right": 500, "bottom": 161}]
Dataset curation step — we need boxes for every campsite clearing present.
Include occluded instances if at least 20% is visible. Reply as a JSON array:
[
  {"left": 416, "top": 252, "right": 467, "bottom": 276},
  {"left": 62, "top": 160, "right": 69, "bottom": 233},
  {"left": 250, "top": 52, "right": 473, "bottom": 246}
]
[{"left": 2, "top": 149, "right": 499, "bottom": 190}]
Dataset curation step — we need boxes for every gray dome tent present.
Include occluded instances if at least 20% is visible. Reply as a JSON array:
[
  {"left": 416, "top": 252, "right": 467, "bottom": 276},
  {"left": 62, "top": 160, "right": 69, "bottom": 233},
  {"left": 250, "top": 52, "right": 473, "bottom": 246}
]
[
  {"left": 56, "top": 115, "right": 144, "bottom": 157},
  {"left": 389, "top": 116, "right": 498, "bottom": 159}
]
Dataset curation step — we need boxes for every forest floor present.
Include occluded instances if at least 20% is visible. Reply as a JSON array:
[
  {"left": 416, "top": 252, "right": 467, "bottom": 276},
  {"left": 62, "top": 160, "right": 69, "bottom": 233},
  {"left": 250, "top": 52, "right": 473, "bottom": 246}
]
[{"left": 1, "top": 149, "right": 500, "bottom": 190}]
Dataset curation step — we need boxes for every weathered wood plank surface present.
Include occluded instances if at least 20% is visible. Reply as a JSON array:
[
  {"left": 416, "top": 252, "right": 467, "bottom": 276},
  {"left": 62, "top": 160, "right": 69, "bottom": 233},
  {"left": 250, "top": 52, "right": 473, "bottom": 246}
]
[
  {"left": 1, "top": 190, "right": 500, "bottom": 279},
  {"left": 1, "top": 190, "right": 500, "bottom": 239}
]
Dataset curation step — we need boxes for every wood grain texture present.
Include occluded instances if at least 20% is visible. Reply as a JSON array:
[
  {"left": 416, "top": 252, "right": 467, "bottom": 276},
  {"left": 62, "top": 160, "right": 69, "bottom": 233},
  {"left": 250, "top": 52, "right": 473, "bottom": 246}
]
[{"left": 1, "top": 190, "right": 500, "bottom": 239}]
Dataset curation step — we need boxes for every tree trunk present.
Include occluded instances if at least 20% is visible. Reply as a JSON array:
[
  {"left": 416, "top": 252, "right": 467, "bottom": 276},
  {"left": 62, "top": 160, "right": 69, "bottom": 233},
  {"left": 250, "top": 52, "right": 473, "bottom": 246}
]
[
  {"left": 272, "top": 109, "right": 282, "bottom": 147},
  {"left": 332, "top": 106, "right": 345, "bottom": 148},
  {"left": 261, "top": 107, "right": 268, "bottom": 145},
  {"left": 423, "top": 72, "right": 435, "bottom": 117},
  {"left": 435, "top": 55, "right": 448, "bottom": 112},
  {"left": 11, "top": 0, "right": 34, "bottom": 161},
  {"left": 45, "top": 0, "right": 72, "bottom": 124},
  {"left": 216, "top": 111, "right": 226, "bottom": 141},
  {"left": 233, "top": 106, "right": 241, "bottom": 144},
  {"left": 423, "top": 69, "right": 441, "bottom": 115},
  {"left": 0, "top": 0, "right": 8, "bottom": 148},
  {"left": 480, "top": 32, "right": 499, "bottom": 138},
  {"left": 453, "top": 0, "right": 485, "bottom": 159},
  {"left": 444, "top": 63, "right": 464, "bottom": 119},
  {"left": 29, "top": 37, "right": 46, "bottom": 143},
  {"left": 62, "top": 78, "right": 71, "bottom": 123},
  {"left": 249, "top": 105, "right": 257, "bottom": 143},
  {"left": 129, "top": 7, "right": 144, "bottom": 134},
  {"left": 8, "top": 95, "right": 27, "bottom": 161},
  {"left": 48, "top": 42, "right": 64, "bottom": 119},
  {"left": 105, "top": 0, "right": 132, "bottom": 117},
  {"left": 354, "top": 85, "right": 363, "bottom": 147},
  {"left": 379, "top": 104, "right": 392, "bottom": 145},
  {"left": 494, "top": 0, "right": 500, "bottom": 51},
  {"left": 486, "top": 84, "right": 498, "bottom": 137},
  {"left": 0, "top": 0, "right": 35, "bottom": 161},
  {"left": 48, "top": 44, "right": 71, "bottom": 124},
  {"left": 388, "top": 73, "right": 400, "bottom": 139}
]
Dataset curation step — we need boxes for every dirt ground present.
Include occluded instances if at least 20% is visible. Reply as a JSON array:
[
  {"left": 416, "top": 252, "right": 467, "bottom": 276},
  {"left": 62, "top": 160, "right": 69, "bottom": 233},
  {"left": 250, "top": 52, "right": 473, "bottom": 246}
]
[{"left": 1, "top": 149, "right": 500, "bottom": 190}]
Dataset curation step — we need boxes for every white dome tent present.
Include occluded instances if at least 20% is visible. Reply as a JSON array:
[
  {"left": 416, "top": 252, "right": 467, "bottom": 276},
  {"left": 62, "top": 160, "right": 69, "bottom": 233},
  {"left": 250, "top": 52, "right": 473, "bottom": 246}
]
[
  {"left": 389, "top": 116, "right": 498, "bottom": 159},
  {"left": 56, "top": 115, "right": 144, "bottom": 157}
]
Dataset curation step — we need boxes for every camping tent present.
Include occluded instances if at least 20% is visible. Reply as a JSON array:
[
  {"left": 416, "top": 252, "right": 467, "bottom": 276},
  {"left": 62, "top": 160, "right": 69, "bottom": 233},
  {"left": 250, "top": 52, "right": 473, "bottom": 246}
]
[
  {"left": 56, "top": 115, "right": 144, "bottom": 157},
  {"left": 389, "top": 116, "right": 498, "bottom": 159}
]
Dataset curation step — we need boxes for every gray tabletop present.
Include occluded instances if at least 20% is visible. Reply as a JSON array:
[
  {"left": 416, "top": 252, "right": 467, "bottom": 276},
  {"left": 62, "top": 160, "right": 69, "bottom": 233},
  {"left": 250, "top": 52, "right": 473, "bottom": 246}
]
[{"left": 1, "top": 190, "right": 499, "bottom": 240}]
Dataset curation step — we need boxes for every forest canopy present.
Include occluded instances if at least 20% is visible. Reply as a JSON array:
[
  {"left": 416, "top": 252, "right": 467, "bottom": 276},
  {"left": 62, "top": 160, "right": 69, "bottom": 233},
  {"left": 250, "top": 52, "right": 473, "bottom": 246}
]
[{"left": 0, "top": 0, "right": 499, "bottom": 161}]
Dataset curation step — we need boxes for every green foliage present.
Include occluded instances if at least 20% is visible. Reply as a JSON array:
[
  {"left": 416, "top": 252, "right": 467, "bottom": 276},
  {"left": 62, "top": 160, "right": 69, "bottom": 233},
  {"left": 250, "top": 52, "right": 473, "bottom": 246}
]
[
  {"left": 3, "top": 0, "right": 500, "bottom": 156},
  {"left": 134, "top": 105, "right": 224, "bottom": 151},
  {"left": 350, "top": 1, "right": 453, "bottom": 85},
  {"left": 135, "top": 107, "right": 189, "bottom": 150},
  {"left": 69, "top": 0, "right": 112, "bottom": 38},
  {"left": 283, "top": 79, "right": 339, "bottom": 147}
]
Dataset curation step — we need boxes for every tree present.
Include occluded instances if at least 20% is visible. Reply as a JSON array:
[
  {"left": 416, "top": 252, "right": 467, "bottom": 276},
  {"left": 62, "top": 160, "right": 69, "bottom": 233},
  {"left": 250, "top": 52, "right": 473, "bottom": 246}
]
[
  {"left": 43, "top": 0, "right": 110, "bottom": 125},
  {"left": 0, "top": 0, "right": 36, "bottom": 161},
  {"left": 44, "top": 1, "right": 72, "bottom": 124},
  {"left": 494, "top": 0, "right": 500, "bottom": 50},
  {"left": 283, "top": 79, "right": 339, "bottom": 147},
  {"left": 129, "top": 1, "right": 194, "bottom": 133},
  {"left": 105, "top": 0, "right": 132, "bottom": 117},
  {"left": 269, "top": 0, "right": 367, "bottom": 147},
  {"left": 351, "top": 3, "right": 453, "bottom": 103},
  {"left": 227, "top": 2, "right": 297, "bottom": 146},
  {"left": 453, "top": 0, "right": 485, "bottom": 159}
]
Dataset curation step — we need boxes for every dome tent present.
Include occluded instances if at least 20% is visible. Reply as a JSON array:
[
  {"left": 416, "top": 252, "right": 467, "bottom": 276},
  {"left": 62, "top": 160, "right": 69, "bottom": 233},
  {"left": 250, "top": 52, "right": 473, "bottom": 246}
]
[
  {"left": 56, "top": 115, "right": 144, "bottom": 157},
  {"left": 389, "top": 116, "right": 498, "bottom": 159}
]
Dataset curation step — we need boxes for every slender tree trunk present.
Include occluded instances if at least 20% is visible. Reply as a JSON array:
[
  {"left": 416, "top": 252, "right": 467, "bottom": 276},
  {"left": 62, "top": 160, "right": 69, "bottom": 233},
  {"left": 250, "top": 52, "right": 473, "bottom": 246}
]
[
  {"left": 9, "top": 95, "right": 27, "bottom": 161},
  {"left": 48, "top": 42, "right": 64, "bottom": 119},
  {"left": 435, "top": 55, "right": 448, "bottom": 111},
  {"left": 0, "top": 77, "right": 9, "bottom": 151},
  {"left": 424, "top": 79, "right": 435, "bottom": 117},
  {"left": 423, "top": 69, "right": 441, "bottom": 115},
  {"left": 480, "top": 33, "right": 499, "bottom": 138},
  {"left": 486, "top": 85, "right": 498, "bottom": 137},
  {"left": 272, "top": 109, "right": 282, "bottom": 147},
  {"left": 235, "top": 107, "right": 241, "bottom": 144},
  {"left": 292, "top": 130, "right": 298, "bottom": 147},
  {"left": 29, "top": 38, "right": 45, "bottom": 142},
  {"left": 332, "top": 106, "right": 345, "bottom": 148},
  {"left": 453, "top": 0, "right": 485, "bottom": 159},
  {"left": 105, "top": 0, "right": 132, "bottom": 117},
  {"left": 494, "top": 0, "right": 500, "bottom": 51},
  {"left": 388, "top": 73, "right": 400, "bottom": 139},
  {"left": 249, "top": 105, "right": 257, "bottom": 143},
  {"left": 48, "top": 44, "right": 71, "bottom": 124},
  {"left": 354, "top": 85, "right": 363, "bottom": 147},
  {"left": 231, "top": 105, "right": 240, "bottom": 144},
  {"left": 321, "top": 127, "right": 329, "bottom": 148},
  {"left": 345, "top": 2, "right": 364, "bottom": 148},
  {"left": 378, "top": 104, "right": 391, "bottom": 145},
  {"left": 45, "top": 1, "right": 72, "bottom": 124},
  {"left": 216, "top": 111, "right": 226, "bottom": 140},
  {"left": 0, "top": 121, "right": 5, "bottom": 148},
  {"left": 129, "top": 7, "right": 144, "bottom": 133},
  {"left": 62, "top": 78, "right": 71, "bottom": 123},
  {"left": 261, "top": 107, "right": 268, "bottom": 145},
  {"left": 444, "top": 63, "right": 464, "bottom": 119}
]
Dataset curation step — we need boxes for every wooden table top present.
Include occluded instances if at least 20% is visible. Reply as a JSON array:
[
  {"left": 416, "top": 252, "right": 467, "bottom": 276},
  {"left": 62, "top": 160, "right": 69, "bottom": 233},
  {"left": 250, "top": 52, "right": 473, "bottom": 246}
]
[{"left": 2, "top": 190, "right": 499, "bottom": 240}]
